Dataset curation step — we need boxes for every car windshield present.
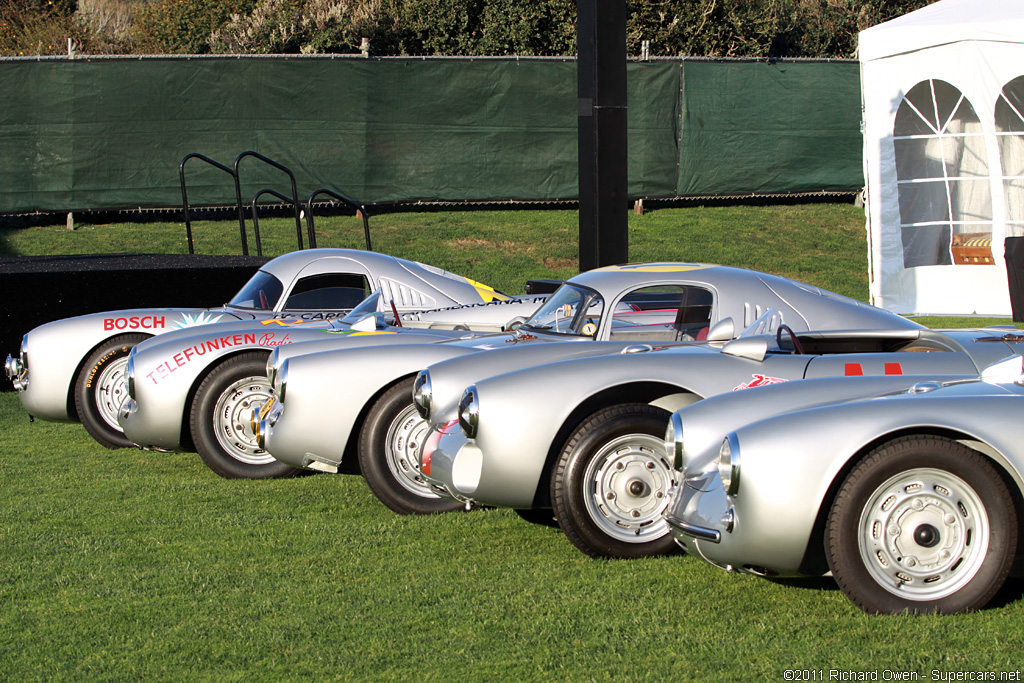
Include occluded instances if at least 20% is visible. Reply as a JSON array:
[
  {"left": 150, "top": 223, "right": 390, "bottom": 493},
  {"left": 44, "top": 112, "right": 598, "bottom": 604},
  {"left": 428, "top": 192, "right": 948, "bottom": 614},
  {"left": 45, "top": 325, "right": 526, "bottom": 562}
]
[
  {"left": 228, "top": 270, "right": 284, "bottom": 310},
  {"left": 521, "top": 284, "right": 604, "bottom": 336}
]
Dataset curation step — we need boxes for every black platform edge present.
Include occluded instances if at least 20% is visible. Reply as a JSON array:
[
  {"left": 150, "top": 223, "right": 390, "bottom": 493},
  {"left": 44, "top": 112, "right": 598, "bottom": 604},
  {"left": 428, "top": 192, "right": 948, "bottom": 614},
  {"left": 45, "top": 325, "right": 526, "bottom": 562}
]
[{"left": 1, "top": 254, "right": 270, "bottom": 390}]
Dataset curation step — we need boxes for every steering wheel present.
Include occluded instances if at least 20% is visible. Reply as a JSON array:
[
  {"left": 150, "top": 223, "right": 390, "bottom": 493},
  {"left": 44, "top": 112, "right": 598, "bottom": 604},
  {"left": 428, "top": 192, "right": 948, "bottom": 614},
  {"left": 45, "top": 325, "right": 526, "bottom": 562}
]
[{"left": 776, "top": 324, "right": 805, "bottom": 354}]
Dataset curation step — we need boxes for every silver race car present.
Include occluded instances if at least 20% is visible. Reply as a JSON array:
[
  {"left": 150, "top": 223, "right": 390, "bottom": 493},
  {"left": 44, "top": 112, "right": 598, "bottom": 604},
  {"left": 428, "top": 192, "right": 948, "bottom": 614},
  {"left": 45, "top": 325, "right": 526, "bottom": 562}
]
[
  {"left": 418, "top": 322, "right": 1023, "bottom": 559},
  {"left": 255, "top": 263, "right": 920, "bottom": 514},
  {"left": 664, "top": 355, "right": 1024, "bottom": 615},
  {"left": 4, "top": 248, "right": 518, "bottom": 450},
  {"left": 118, "top": 286, "right": 547, "bottom": 479}
]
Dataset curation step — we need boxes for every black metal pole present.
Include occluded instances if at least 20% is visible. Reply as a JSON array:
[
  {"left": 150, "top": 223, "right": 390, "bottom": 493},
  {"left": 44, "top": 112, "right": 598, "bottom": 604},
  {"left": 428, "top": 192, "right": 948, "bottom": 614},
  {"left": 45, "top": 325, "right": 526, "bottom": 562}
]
[{"left": 577, "top": 0, "right": 629, "bottom": 272}]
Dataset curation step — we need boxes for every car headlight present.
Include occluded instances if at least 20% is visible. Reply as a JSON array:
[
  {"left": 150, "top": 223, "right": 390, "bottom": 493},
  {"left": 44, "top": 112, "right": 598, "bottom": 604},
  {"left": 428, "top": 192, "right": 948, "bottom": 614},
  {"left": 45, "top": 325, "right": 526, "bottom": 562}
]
[
  {"left": 6, "top": 334, "right": 29, "bottom": 390},
  {"left": 413, "top": 370, "right": 432, "bottom": 419},
  {"left": 274, "top": 359, "right": 289, "bottom": 404},
  {"left": 126, "top": 352, "right": 136, "bottom": 400},
  {"left": 267, "top": 348, "right": 281, "bottom": 388},
  {"left": 458, "top": 385, "right": 479, "bottom": 439},
  {"left": 666, "top": 411, "right": 684, "bottom": 471},
  {"left": 718, "top": 433, "right": 741, "bottom": 495}
]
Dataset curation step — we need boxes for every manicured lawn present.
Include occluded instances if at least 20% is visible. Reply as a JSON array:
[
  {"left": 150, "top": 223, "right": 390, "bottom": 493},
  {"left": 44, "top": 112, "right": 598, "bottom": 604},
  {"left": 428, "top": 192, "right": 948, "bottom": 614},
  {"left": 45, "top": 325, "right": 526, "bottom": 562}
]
[{"left": 2, "top": 393, "right": 1022, "bottom": 681}]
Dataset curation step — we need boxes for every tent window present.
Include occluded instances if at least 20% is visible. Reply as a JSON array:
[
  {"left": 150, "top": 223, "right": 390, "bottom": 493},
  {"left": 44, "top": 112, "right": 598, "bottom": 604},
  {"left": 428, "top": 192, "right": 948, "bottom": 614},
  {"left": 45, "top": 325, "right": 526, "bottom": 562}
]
[
  {"left": 894, "top": 79, "right": 992, "bottom": 267},
  {"left": 996, "top": 76, "right": 1024, "bottom": 238}
]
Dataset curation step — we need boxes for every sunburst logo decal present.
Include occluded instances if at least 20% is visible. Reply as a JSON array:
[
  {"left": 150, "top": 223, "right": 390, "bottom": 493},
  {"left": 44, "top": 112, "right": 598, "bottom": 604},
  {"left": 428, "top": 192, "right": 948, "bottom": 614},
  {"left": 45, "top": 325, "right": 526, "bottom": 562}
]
[{"left": 174, "top": 311, "right": 225, "bottom": 329}]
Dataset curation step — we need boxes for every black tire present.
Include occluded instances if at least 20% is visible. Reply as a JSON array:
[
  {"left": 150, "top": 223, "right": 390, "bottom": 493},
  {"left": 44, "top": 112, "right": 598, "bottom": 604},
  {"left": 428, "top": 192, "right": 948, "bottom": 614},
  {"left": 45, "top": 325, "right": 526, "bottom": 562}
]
[
  {"left": 551, "top": 403, "right": 680, "bottom": 559},
  {"left": 826, "top": 435, "right": 1018, "bottom": 615},
  {"left": 358, "top": 378, "right": 464, "bottom": 515},
  {"left": 189, "top": 352, "right": 299, "bottom": 479},
  {"left": 74, "top": 334, "right": 149, "bottom": 449}
]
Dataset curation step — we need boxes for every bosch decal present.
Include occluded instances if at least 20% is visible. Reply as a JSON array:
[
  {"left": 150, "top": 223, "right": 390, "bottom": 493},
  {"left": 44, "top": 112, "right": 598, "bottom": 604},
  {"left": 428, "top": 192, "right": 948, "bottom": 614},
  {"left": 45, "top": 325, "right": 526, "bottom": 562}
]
[
  {"left": 733, "top": 374, "right": 789, "bottom": 391},
  {"left": 103, "top": 315, "right": 166, "bottom": 331}
]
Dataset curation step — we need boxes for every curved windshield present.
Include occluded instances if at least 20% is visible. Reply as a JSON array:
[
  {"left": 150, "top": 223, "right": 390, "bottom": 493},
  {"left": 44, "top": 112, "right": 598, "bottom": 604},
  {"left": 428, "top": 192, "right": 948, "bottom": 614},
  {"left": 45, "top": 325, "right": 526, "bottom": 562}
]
[
  {"left": 522, "top": 284, "right": 604, "bottom": 336},
  {"left": 228, "top": 270, "right": 284, "bottom": 311}
]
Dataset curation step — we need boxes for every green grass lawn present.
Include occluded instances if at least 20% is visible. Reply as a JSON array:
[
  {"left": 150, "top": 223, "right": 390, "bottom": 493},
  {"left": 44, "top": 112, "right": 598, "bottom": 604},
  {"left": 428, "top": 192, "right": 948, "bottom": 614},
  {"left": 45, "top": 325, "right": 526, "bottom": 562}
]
[
  {"left": 2, "top": 392, "right": 1022, "bottom": 681},
  {"left": 2, "top": 203, "right": 1023, "bottom": 680}
]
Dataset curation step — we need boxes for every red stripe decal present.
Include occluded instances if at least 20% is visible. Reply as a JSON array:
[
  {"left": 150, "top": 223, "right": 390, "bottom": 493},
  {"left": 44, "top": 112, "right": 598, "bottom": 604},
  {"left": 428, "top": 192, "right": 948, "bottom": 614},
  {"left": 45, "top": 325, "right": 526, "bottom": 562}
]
[
  {"left": 845, "top": 363, "right": 864, "bottom": 376},
  {"left": 885, "top": 363, "right": 903, "bottom": 375}
]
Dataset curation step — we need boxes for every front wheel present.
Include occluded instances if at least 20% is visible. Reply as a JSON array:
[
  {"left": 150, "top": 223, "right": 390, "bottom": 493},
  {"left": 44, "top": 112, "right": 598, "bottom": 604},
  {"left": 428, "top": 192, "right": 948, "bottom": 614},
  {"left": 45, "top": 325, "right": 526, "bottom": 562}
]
[
  {"left": 826, "top": 436, "right": 1017, "bottom": 614},
  {"left": 190, "top": 352, "right": 298, "bottom": 479},
  {"left": 358, "top": 378, "right": 463, "bottom": 515},
  {"left": 551, "top": 404, "right": 680, "bottom": 559},
  {"left": 74, "top": 334, "right": 149, "bottom": 449}
]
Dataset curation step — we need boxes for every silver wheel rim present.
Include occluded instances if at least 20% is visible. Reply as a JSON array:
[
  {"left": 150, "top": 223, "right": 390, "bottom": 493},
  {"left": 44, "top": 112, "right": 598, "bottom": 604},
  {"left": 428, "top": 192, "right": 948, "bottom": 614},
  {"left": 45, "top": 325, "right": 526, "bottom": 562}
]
[
  {"left": 213, "top": 376, "right": 276, "bottom": 466},
  {"left": 858, "top": 467, "right": 990, "bottom": 601},
  {"left": 582, "top": 433, "right": 674, "bottom": 544},
  {"left": 384, "top": 404, "right": 441, "bottom": 499},
  {"left": 93, "top": 356, "right": 130, "bottom": 433}
]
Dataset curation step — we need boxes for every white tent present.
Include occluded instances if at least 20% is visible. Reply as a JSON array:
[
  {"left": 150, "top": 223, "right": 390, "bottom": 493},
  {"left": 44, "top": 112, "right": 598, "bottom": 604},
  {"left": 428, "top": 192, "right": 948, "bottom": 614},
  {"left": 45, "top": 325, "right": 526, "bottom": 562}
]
[{"left": 860, "top": 0, "right": 1024, "bottom": 316}]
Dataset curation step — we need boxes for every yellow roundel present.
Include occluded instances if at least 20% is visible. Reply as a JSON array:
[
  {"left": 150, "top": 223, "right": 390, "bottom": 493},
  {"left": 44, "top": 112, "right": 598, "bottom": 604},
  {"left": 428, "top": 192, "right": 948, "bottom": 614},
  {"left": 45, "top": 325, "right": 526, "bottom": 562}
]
[
  {"left": 594, "top": 263, "right": 713, "bottom": 273},
  {"left": 582, "top": 322, "right": 598, "bottom": 336},
  {"left": 466, "top": 278, "right": 509, "bottom": 302}
]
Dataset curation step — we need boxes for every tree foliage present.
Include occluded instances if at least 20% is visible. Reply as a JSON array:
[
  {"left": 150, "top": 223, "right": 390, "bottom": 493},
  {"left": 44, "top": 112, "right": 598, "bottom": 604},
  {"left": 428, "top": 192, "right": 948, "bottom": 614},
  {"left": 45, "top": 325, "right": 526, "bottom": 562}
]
[{"left": 1, "top": 0, "right": 935, "bottom": 58}]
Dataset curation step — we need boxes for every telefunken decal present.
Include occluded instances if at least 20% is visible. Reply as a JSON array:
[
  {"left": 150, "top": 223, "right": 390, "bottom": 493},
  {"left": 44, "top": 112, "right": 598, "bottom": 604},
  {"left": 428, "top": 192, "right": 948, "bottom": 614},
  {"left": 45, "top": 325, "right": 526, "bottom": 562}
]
[{"left": 145, "top": 332, "right": 291, "bottom": 384}]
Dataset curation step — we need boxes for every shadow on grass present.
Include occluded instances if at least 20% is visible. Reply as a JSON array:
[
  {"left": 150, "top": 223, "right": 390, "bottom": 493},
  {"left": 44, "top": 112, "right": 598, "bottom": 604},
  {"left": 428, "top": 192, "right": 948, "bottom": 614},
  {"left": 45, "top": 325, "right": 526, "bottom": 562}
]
[{"left": 765, "top": 575, "right": 839, "bottom": 592}]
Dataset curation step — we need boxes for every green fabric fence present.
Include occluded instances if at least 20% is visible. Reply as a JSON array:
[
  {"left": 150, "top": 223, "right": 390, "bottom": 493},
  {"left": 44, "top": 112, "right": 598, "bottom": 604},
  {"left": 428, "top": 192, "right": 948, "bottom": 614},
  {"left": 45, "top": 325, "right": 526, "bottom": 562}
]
[{"left": 0, "top": 56, "right": 861, "bottom": 214}]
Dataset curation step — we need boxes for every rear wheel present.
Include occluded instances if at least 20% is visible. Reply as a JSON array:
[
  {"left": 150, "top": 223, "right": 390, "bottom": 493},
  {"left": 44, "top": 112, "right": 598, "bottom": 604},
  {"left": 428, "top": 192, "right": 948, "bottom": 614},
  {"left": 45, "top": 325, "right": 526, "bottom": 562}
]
[
  {"left": 826, "top": 436, "right": 1017, "bottom": 614},
  {"left": 190, "top": 352, "right": 298, "bottom": 479},
  {"left": 358, "top": 378, "right": 463, "bottom": 514},
  {"left": 551, "top": 404, "right": 679, "bottom": 559},
  {"left": 74, "top": 334, "right": 148, "bottom": 449}
]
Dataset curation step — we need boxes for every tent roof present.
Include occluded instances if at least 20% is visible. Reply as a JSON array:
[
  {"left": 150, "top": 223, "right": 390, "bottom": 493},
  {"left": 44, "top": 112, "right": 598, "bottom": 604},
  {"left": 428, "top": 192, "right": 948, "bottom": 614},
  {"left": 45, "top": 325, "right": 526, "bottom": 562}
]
[{"left": 859, "top": 0, "right": 1024, "bottom": 62}]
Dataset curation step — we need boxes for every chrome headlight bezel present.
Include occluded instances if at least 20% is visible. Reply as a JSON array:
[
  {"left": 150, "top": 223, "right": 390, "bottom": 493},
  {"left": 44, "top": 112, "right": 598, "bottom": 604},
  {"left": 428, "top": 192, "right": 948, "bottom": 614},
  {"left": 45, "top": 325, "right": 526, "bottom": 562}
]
[
  {"left": 126, "top": 352, "right": 136, "bottom": 400},
  {"left": 273, "top": 358, "right": 289, "bottom": 404},
  {"left": 458, "top": 385, "right": 479, "bottom": 439},
  {"left": 266, "top": 348, "right": 281, "bottom": 388},
  {"left": 718, "top": 433, "right": 741, "bottom": 496},
  {"left": 666, "top": 411, "right": 684, "bottom": 471},
  {"left": 413, "top": 370, "right": 432, "bottom": 419},
  {"left": 6, "top": 335, "right": 30, "bottom": 390}
]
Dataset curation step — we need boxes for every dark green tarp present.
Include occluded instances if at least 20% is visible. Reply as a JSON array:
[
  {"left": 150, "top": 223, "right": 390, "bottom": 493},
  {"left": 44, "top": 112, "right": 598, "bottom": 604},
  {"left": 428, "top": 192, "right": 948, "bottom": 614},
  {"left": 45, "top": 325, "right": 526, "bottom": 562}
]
[
  {"left": 0, "top": 56, "right": 860, "bottom": 214},
  {"left": 677, "top": 59, "right": 862, "bottom": 195}
]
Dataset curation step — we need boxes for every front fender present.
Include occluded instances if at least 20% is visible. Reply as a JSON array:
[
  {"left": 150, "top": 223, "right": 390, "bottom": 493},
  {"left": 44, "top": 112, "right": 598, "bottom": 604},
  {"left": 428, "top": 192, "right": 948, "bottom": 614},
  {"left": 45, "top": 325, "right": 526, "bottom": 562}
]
[
  {"left": 262, "top": 342, "right": 496, "bottom": 469},
  {"left": 122, "top": 323, "right": 341, "bottom": 449},
  {"left": 16, "top": 307, "right": 233, "bottom": 422},
  {"left": 699, "top": 393, "right": 1024, "bottom": 574}
]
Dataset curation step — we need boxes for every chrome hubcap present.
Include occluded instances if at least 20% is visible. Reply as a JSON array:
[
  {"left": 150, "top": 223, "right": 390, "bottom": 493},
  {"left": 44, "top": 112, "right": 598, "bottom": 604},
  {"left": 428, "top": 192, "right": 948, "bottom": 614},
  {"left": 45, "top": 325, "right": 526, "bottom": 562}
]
[
  {"left": 858, "top": 467, "right": 989, "bottom": 601},
  {"left": 213, "top": 377, "right": 276, "bottom": 465},
  {"left": 94, "top": 356, "right": 130, "bottom": 432},
  {"left": 385, "top": 404, "right": 440, "bottom": 499},
  {"left": 584, "top": 433, "right": 674, "bottom": 543}
]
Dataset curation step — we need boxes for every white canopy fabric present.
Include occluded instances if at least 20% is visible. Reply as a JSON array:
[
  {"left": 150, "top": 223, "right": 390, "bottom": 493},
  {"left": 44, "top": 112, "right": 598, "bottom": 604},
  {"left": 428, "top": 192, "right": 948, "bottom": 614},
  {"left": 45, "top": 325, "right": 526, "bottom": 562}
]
[{"left": 860, "top": 0, "right": 1024, "bottom": 316}]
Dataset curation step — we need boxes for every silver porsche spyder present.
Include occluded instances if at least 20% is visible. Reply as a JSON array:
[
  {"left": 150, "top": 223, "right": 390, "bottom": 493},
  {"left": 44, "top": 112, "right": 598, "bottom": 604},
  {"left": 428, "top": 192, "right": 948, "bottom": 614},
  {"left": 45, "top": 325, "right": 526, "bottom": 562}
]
[
  {"left": 664, "top": 354, "right": 1024, "bottom": 615},
  {"left": 118, "top": 285, "right": 548, "bottom": 480},
  {"left": 4, "top": 248, "right": 517, "bottom": 451},
  {"left": 255, "top": 263, "right": 920, "bottom": 515},
  {"left": 418, "top": 323, "right": 1023, "bottom": 559}
]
